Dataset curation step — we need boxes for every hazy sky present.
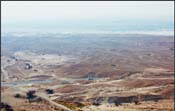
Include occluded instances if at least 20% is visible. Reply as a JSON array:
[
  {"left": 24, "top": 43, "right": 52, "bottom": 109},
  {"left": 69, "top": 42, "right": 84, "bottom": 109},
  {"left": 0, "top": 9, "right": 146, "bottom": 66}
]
[{"left": 2, "top": 1, "right": 174, "bottom": 33}]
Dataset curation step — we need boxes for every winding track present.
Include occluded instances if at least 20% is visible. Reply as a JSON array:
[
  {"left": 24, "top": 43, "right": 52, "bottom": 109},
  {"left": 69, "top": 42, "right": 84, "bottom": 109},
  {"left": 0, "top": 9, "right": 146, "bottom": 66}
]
[
  {"left": 1, "top": 58, "right": 16, "bottom": 80},
  {"left": 36, "top": 92, "right": 73, "bottom": 111}
]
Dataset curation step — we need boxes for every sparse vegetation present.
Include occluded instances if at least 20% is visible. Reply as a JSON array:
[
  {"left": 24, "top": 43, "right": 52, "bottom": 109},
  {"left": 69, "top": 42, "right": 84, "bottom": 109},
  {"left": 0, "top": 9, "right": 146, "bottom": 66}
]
[
  {"left": 0, "top": 102, "right": 14, "bottom": 111},
  {"left": 14, "top": 93, "right": 21, "bottom": 98},
  {"left": 114, "top": 101, "right": 121, "bottom": 106},
  {"left": 92, "top": 101, "right": 101, "bottom": 106},
  {"left": 111, "top": 64, "right": 116, "bottom": 67},
  {"left": 36, "top": 97, "right": 43, "bottom": 102},
  {"left": 1, "top": 34, "right": 174, "bottom": 111},
  {"left": 134, "top": 100, "right": 140, "bottom": 105},
  {"left": 26, "top": 90, "right": 36, "bottom": 102},
  {"left": 54, "top": 100, "right": 85, "bottom": 110},
  {"left": 45, "top": 89, "right": 54, "bottom": 94}
]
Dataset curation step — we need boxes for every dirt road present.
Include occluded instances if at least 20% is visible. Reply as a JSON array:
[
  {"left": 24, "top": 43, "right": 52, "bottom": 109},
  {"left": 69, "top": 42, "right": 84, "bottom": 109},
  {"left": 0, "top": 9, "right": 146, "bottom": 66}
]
[{"left": 36, "top": 92, "right": 73, "bottom": 111}]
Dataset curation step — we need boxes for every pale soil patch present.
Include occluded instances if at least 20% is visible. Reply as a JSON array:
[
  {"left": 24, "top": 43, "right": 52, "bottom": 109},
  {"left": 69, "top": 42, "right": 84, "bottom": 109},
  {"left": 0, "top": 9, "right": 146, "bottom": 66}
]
[
  {"left": 82, "top": 104, "right": 142, "bottom": 111},
  {"left": 14, "top": 51, "right": 74, "bottom": 65},
  {"left": 144, "top": 68, "right": 171, "bottom": 73}
]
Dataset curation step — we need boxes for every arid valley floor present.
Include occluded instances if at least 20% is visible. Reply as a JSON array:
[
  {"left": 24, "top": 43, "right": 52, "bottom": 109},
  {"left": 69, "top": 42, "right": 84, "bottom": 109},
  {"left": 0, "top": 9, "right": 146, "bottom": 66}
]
[{"left": 1, "top": 33, "right": 174, "bottom": 111}]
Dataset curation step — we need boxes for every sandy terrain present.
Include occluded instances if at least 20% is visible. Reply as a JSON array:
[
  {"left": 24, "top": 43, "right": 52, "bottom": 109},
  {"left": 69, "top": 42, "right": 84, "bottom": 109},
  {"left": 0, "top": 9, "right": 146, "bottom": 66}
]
[{"left": 1, "top": 34, "right": 174, "bottom": 111}]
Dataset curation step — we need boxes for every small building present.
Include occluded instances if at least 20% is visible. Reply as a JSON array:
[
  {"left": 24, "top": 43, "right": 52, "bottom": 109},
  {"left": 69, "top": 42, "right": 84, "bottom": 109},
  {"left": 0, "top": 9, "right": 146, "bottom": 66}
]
[{"left": 25, "top": 63, "right": 32, "bottom": 69}]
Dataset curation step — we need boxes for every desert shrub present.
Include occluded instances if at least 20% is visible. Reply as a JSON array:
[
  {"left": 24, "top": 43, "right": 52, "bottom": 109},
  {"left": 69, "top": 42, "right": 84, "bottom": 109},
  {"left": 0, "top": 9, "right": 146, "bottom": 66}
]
[
  {"left": 92, "top": 102, "right": 100, "bottom": 106},
  {"left": 36, "top": 97, "right": 43, "bottom": 102},
  {"left": 114, "top": 101, "right": 121, "bottom": 106},
  {"left": 134, "top": 100, "right": 140, "bottom": 105},
  {"left": 154, "top": 99, "right": 158, "bottom": 102},
  {"left": 26, "top": 90, "right": 36, "bottom": 102},
  {"left": 0, "top": 102, "right": 14, "bottom": 111},
  {"left": 111, "top": 64, "right": 116, "bottom": 67},
  {"left": 74, "top": 102, "right": 85, "bottom": 108},
  {"left": 45, "top": 89, "right": 54, "bottom": 94},
  {"left": 14, "top": 93, "right": 21, "bottom": 98}
]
